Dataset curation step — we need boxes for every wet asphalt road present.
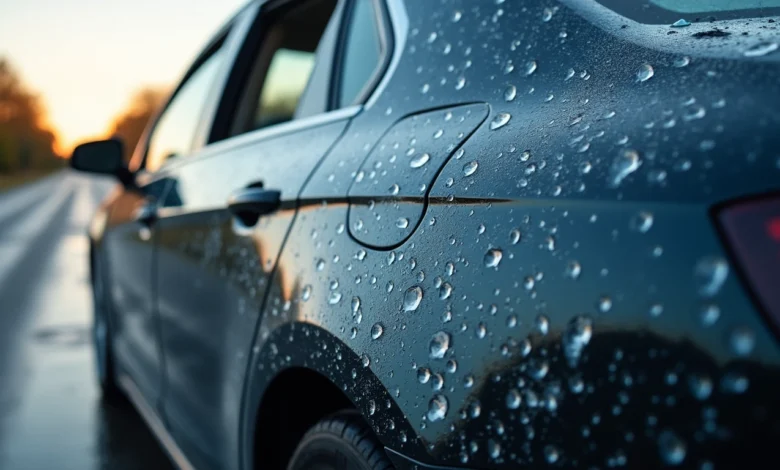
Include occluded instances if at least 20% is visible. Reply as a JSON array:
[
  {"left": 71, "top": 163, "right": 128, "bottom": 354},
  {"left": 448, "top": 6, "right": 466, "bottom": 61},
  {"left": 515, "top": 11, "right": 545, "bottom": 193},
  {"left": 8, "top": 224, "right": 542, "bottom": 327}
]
[{"left": 0, "top": 171, "right": 172, "bottom": 470}]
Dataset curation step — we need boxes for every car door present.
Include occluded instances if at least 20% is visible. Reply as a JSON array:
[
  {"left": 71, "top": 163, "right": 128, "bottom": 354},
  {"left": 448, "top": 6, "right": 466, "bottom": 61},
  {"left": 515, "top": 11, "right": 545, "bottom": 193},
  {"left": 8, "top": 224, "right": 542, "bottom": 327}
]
[
  {"left": 104, "top": 22, "right": 239, "bottom": 410},
  {"left": 151, "top": 0, "right": 391, "bottom": 467}
]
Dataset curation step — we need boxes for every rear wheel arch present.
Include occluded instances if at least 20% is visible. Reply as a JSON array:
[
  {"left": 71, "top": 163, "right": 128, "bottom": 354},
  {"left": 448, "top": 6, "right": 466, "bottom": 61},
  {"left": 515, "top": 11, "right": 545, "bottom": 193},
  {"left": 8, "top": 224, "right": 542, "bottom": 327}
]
[{"left": 243, "top": 322, "right": 428, "bottom": 469}]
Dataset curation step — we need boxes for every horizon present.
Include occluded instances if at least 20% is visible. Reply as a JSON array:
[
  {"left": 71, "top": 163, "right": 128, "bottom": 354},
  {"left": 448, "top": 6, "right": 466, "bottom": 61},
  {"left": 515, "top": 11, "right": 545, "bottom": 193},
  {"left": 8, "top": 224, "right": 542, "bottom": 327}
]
[{"left": 0, "top": 0, "right": 246, "bottom": 156}]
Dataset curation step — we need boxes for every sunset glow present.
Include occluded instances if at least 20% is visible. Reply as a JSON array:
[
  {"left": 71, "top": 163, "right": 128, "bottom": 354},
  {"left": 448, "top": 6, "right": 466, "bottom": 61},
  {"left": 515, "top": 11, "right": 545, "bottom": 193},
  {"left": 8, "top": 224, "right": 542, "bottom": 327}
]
[{"left": 0, "top": 0, "right": 246, "bottom": 156}]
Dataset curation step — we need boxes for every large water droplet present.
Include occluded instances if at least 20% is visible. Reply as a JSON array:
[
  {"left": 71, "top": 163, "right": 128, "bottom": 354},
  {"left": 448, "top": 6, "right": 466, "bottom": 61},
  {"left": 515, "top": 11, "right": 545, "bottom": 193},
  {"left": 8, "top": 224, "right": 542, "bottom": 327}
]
[
  {"left": 509, "top": 228, "right": 521, "bottom": 244},
  {"left": 490, "top": 112, "right": 511, "bottom": 130},
  {"left": 524, "top": 60, "right": 538, "bottom": 76},
  {"left": 429, "top": 331, "right": 451, "bottom": 359},
  {"left": 630, "top": 211, "right": 654, "bottom": 233},
  {"left": 744, "top": 41, "right": 779, "bottom": 57},
  {"left": 563, "top": 315, "right": 593, "bottom": 367},
  {"left": 410, "top": 153, "right": 430, "bottom": 168},
  {"left": 636, "top": 64, "right": 654, "bottom": 82},
  {"left": 695, "top": 256, "right": 729, "bottom": 297},
  {"left": 504, "top": 85, "right": 517, "bottom": 102},
  {"left": 316, "top": 258, "right": 326, "bottom": 271},
  {"left": 439, "top": 282, "right": 453, "bottom": 300},
  {"left": 463, "top": 161, "right": 479, "bottom": 176},
  {"left": 371, "top": 323, "right": 384, "bottom": 340},
  {"left": 328, "top": 291, "right": 342, "bottom": 305},
  {"left": 427, "top": 394, "right": 449, "bottom": 422},
  {"left": 389, "top": 183, "right": 400, "bottom": 195},
  {"left": 403, "top": 286, "right": 423, "bottom": 311},
  {"left": 484, "top": 248, "right": 503, "bottom": 268},
  {"left": 417, "top": 367, "right": 431, "bottom": 383},
  {"left": 396, "top": 217, "right": 410, "bottom": 229},
  {"left": 506, "top": 389, "right": 521, "bottom": 409},
  {"left": 301, "top": 285, "right": 312, "bottom": 301},
  {"left": 609, "top": 149, "right": 642, "bottom": 188},
  {"left": 658, "top": 430, "right": 686, "bottom": 465}
]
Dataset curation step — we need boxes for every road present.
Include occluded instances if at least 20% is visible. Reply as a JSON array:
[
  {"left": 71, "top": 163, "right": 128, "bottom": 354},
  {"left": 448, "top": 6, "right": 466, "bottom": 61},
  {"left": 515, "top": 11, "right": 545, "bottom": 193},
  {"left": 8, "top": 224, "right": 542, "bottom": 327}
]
[{"left": 0, "top": 171, "right": 172, "bottom": 470}]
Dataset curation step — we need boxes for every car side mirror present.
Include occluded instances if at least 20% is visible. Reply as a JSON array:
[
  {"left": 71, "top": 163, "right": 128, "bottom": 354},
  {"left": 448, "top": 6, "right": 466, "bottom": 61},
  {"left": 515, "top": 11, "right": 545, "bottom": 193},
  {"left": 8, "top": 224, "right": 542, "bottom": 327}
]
[{"left": 71, "top": 138, "right": 136, "bottom": 188}]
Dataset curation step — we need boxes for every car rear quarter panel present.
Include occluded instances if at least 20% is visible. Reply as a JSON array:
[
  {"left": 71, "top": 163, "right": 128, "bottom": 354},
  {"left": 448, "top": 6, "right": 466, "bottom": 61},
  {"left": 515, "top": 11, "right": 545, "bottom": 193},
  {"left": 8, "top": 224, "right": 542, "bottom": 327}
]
[{"left": 244, "top": 0, "right": 780, "bottom": 468}]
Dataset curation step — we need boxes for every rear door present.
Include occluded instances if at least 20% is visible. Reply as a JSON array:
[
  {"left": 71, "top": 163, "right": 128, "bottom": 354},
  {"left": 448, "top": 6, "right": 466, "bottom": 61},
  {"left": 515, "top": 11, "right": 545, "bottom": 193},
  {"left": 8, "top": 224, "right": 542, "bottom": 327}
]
[{"left": 151, "top": 0, "right": 390, "bottom": 467}]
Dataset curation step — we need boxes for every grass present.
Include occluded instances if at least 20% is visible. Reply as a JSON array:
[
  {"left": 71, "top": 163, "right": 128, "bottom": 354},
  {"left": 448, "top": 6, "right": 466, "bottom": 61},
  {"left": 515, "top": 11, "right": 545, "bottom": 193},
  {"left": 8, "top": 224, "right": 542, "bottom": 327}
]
[{"left": 0, "top": 168, "right": 63, "bottom": 192}]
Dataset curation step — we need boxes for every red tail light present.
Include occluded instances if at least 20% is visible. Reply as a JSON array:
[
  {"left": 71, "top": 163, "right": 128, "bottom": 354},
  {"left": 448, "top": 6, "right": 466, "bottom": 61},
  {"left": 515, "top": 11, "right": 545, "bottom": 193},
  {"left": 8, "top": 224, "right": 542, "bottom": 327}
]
[{"left": 718, "top": 196, "right": 780, "bottom": 329}]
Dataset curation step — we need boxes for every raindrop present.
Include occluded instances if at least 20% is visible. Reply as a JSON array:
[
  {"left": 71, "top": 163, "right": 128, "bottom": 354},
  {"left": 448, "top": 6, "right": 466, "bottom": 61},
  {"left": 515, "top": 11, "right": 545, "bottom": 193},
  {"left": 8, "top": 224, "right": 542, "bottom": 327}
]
[
  {"left": 389, "top": 183, "right": 400, "bottom": 195},
  {"left": 490, "top": 112, "right": 511, "bottom": 130},
  {"left": 396, "top": 218, "right": 410, "bottom": 229},
  {"left": 507, "top": 314, "right": 518, "bottom": 328},
  {"left": 427, "top": 32, "right": 437, "bottom": 43},
  {"left": 524, "top": 60, "right": 538, "bottom": 76},
  {"left": 649, "top": 303, "right": 664, "bottom": 317},
  {"left": 523, "top": 276, "right": 535, "bottom": 290},
  {"left": 371, "top": 323, "right": 384, "bottom": 340},
  {"left": 544, "top": 445, "right": 560, "bottom": 464},
  {"left": 475, "top": 322, "right": 487, "bottom": 339},
  {"left": 509, "top": 228, "right": 522, "bottom": 244},
  {"left": 542, "top": 7, "right": 554, "bottom": 22},
  {"left": 730, "top": 327, "right": 755, "bottom": 356},
  {"left": 535, "top": 314, "right": 550, "bottom": 335},
  {"left": 689, "top": 374, "right": 713, "bottom": 400},
  {"left": 504, "top": 85, "right": 517, "bottom": 101},
  {"left": 744, "top": 41, "right": 779, "bottom": 58},
  {"left": 403, "top": 286, "right": 423, "bottom": 311},
  {"left": 351, "top": 297, "right": 361, "bottom": 314},
  {"left": 417, "top": 367, "right": 431, "bottom": 383},
  {"left": 431, "top": 373, "right": 444, "bottom": 391},
  {"left": 315, "top": 259, "right": 326, "bottom": 271},
  {"left": 488, "top": 440, "right": 501, "bottom": 459},
  {"left": 328, "top": 291, "right": 342, "bottom": 305},
  {"left": 695, "top": 256, "right": 729, "bottom": 297},
  {"left": 598, "top": 296, "right": 613, "bottom": 312},
  {"left": 721, "top": 372, "right": 749, "bottom": 394},
  {"left": 421, "top": 83, "right": 430, "bottom": 94},
  {"left": 484, "top": 248, "right": 503, "bottom": 268},
  {"left": 410, "top": 153, "right": 430, "bottom": 168},
  {"left": 671, "top": 18, "right": 691, "bottom": 27},
  {"left": 700, "top": 304, "right": 720, "bottom": 326},
  {"left": 658, "top": 430, "right": 686, "bottom": 465},
  {"left": 427, "top": 394, "right": 449, "bottom": 421},
  {"left": 609, "top": 149, "right": 642, "bottom": 188},
  {"left": 439, "top": 282, "right": 453, "bottom": 300},
  {"left": 673, "top": 56, "right": 691, "bottom": 68},
  {"left": 630, "top": 211, "right": 654, "bottom": 233},
  {"left": 506, "top": 389, "right": 521, "bottom": 409},
  {"left": 563, "top": 315, "right": 593, "bottom": 367},
  {"left": 565, "top": 261, "right": 582, "bottom": 279},
  {"left": 455, "top": 76, "right": 466, "bottom": 90},
  {"left": 463, "top": 161, "right": 479, "bottom": 176},
  {"left": 452, "top": 10, "right": 462, "bottom": 22},
  {"left": 362, "top": 354, "right": 371, "bottom": 367},
  {"left": 301, "top": 285, "right": 312, "bottom": 301},
  {"left": 464, "top": 374, "right": 475, "bottom": 388},
  {"left": 446, "top": 359, "right": 458, "bottom": 373},
  {"left": 636, "top": 64, "right": 654, "bottom": 82},
  {"left": 429, "top": 331, "right": 452, "bottom": 359}
]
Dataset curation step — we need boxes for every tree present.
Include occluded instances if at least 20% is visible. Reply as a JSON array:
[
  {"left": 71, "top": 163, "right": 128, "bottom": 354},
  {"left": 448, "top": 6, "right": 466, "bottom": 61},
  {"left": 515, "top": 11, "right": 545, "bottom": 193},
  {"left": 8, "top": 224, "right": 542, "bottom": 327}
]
[
  {"left": 107, "top": 87, "right": 167, "bottom": 162},
  {"left": 0, "top": 57, "right": 60, "bottom": 173}
]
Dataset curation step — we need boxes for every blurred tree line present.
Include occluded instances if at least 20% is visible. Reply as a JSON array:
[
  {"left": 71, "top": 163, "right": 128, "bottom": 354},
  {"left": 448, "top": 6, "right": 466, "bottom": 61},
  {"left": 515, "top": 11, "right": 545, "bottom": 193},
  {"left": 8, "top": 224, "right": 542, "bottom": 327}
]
[
  {"left": 0, "top": 58, "right": 63, "bottom": 173},
  {"left": 107, "top": 87, "right": 167, "bottom": 162}
]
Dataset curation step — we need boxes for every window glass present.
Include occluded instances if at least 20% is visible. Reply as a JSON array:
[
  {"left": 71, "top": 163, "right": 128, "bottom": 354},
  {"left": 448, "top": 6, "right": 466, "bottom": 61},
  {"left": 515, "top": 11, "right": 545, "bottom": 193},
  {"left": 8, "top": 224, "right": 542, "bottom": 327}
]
[
  {"left": 255, "top": 49, "right": 315, "bottom": 128},
  {"left": 597, "top": 0, "right": 780, "bottom": 23},
  {"left": 145, "top": 48, "right": 224, "bottom": 172},
  {"left": 651, "top": 0, "right": 780, "bottom": 12},
  {"left": 339, "top": 0, "right": 382, "bottom": 108}
]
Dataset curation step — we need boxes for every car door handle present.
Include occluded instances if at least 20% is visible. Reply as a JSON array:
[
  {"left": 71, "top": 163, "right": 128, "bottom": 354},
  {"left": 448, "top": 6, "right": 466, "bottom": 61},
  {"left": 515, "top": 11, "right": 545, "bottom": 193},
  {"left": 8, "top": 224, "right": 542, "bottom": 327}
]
[{"left": 227, "top": 187, "right": 281, "bottom": 226}]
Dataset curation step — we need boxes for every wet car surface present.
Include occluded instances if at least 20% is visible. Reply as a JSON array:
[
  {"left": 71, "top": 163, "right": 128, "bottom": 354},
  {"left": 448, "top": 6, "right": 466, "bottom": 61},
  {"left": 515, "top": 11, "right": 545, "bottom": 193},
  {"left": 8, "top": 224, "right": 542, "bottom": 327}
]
[
  {"left": 0, "top": 172, "right": 171, "bottom": 470},
  {"left": 69, "top": 0, "right": 780, "bottom": 469}
]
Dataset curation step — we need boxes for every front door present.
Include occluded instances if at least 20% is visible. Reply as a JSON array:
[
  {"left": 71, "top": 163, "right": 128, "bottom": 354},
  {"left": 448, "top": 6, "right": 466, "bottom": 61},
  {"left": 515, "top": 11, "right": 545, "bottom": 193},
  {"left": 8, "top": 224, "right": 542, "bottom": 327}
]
[{"left": 151, "top": 0, "right": 381, "bottom": 467}]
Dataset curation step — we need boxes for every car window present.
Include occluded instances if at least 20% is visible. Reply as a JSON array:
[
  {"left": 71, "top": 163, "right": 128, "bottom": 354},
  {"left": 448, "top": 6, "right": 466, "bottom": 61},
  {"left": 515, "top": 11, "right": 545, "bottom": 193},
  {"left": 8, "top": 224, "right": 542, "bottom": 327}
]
[
  {"left": 230, "top": 0, "right": 338, "bottom": 135},
  {"left": 145, "top": 47, "right": 225, "bottom": 172},
  {"left": 597, "top": 0, "right": 780, "bottom": 23},
  {"left": 338, "top": 0, "right": 383, "bottom": 108}
]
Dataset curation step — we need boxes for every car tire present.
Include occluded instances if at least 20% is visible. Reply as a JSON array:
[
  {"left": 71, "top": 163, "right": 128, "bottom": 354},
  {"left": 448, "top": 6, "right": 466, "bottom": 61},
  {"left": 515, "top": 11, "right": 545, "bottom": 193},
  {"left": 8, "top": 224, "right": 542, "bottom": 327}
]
[
  {"left": 287, "top": 411, "right": 394, "bottom": 470},
  {"left": 92, "top": 256, "right": 124, "bottom": 404}
]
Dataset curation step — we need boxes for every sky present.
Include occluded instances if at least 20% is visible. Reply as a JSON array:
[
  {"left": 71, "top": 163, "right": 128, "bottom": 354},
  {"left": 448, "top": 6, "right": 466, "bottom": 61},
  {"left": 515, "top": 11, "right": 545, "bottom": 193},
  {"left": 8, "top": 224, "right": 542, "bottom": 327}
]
[{"left": 0, "top": 0, "right": 246, "bottom": 155}]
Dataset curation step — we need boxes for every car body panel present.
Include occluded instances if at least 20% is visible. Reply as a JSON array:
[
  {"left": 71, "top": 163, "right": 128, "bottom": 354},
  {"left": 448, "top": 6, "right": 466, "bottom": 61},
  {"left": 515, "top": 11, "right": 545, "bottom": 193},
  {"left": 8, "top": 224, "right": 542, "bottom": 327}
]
[
  {"left": 153, "top": 114, "right": 352, "bottom": 470},
  {"left": 84, "top": 0, "right": 780, "bottom": 469}
]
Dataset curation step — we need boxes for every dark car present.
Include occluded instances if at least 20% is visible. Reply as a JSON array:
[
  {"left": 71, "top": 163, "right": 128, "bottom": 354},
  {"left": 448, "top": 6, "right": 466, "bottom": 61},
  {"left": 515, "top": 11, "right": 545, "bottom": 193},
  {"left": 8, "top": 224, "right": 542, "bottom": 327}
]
[{"left": 70, "top": 0, "right": 780, "bottom": 468}]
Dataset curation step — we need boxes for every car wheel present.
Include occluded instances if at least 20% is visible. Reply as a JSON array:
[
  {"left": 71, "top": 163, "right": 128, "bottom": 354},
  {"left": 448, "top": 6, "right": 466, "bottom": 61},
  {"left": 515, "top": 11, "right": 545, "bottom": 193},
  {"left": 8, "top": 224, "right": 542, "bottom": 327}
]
[
  {"left": 92, "top": 258, "right": 123, "bottom": 403},
  {"left": 288, "top": 411, "right": 393, "bottom": 470}
]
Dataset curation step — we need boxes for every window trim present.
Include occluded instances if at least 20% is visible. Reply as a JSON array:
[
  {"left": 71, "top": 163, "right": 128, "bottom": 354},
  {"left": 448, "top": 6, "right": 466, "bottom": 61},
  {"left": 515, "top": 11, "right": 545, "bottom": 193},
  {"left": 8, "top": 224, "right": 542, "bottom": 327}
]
[{"left": 329, "top": 0, "right": 393, "bottom": 110}]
